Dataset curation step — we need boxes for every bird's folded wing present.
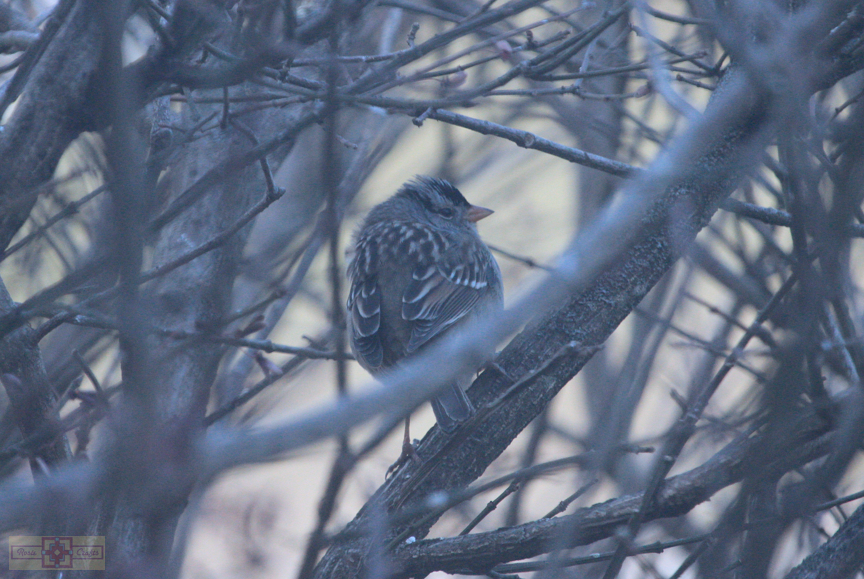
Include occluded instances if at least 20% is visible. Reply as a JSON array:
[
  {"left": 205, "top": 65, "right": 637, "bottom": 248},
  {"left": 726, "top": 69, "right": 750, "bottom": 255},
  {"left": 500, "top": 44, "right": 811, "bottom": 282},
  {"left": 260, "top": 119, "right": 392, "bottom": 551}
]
[
  {"left": 348, "top": 274, "right": 383, "bottom": 368},
  {"left": 402, "top": 256, "right": 489, "bottom": 353}
]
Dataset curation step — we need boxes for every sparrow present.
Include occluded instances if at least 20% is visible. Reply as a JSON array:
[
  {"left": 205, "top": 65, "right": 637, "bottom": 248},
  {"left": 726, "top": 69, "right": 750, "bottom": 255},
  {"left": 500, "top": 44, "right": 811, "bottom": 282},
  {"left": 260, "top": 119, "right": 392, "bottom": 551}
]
[{"left": 347, "top": 176, "right": 503, "bottom": 465}]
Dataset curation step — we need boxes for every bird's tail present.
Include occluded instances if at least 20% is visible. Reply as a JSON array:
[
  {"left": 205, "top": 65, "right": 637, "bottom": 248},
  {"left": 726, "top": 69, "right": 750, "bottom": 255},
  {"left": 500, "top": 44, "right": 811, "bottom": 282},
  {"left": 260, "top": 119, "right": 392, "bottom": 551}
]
[{"left": 432, "top": 382, "right": 475, "bottom": 432}]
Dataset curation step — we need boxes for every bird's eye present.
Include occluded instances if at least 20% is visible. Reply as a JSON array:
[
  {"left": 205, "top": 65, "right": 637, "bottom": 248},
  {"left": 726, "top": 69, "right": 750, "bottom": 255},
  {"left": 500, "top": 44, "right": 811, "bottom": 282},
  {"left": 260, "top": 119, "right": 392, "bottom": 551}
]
[{"left": 438, "top": 207, "right": 456, "bottom": 219}]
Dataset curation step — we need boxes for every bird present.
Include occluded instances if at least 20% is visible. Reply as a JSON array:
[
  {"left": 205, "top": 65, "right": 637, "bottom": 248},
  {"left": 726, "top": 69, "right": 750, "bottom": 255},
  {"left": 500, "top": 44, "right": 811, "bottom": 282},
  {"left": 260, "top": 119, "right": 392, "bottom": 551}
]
[{"left": 346, "top": 176, "right": 503, "bottom": 466}]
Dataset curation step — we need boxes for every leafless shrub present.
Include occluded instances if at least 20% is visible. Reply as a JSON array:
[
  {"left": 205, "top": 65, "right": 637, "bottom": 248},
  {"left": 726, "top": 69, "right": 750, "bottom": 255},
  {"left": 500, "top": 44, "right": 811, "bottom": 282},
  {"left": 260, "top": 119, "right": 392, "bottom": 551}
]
[{"left": 2, "top": 0, "right": 864, "bottom": 578}]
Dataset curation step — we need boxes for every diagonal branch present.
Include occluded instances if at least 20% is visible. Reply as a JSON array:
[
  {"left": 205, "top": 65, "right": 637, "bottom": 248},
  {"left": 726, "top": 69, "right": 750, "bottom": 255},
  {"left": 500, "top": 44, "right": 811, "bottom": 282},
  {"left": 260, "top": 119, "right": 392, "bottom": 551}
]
[
  {"left": 392, "top": 416, "right": 831, "bottom": 577},
  {"left": 311, "top": 61, "right": 777, "bottom": 579},
  {"left": 311, "top": 4, "right": 864, "bottom": 575},
  {"left": 785, "top": 499, "right": 864, "bottom": 579}
]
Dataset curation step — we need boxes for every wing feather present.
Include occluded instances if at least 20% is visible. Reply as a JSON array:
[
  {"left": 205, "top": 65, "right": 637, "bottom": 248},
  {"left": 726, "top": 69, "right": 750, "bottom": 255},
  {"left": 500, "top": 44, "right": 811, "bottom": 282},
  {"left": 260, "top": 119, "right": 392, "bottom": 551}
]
[
  {"left": 347, "top": 237, "right": 384, "bottom": 369},
  {"left": 403, "top": 249, "right": 492, "bottom": 353}
]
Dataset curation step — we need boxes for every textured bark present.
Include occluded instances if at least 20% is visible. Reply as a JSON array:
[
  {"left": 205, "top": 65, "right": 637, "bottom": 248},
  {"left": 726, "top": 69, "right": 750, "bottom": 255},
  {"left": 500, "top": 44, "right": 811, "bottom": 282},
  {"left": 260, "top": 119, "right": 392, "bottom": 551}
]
[
  {"left": 97, "top": 4, "right": 395, "bottom": 570},
  {"left": 393, "top": 418, "right": 830, "bottom": 577},
  {"left": 98, "top": 89, "right": 312, "bottom": 572},
  {"left": 0, "top": 0, "right": 104, "bottom": 251},
  {"left": 0, "top": 0, "right": 377, "bottom": 255},
  {"left": 0, "top": 280, "right": 71, "bottom": 470},
  {"left": 0, "top": 278, "right": 72, "bottom": 538},
  {"left": 785, "top": 501, "right": 864, "bottom": 579}
]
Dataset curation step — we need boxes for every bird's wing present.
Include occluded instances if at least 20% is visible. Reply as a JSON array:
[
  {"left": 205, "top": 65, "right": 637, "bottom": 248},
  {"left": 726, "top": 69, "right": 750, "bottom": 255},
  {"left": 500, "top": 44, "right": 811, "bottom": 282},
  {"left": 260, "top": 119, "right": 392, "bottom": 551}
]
[
  {"left": 402, "top": 245, "right": 493, "bottom": 353},
  {"left": 347, "top": 235, "right": 383, "bottom": 369}
]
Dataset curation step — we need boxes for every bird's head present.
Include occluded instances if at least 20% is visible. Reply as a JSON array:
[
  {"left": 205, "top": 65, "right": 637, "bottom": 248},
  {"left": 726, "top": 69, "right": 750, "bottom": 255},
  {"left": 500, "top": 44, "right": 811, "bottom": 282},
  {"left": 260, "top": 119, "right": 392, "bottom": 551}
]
[{"left": 394, "top": 176, "right": 493, "bottom": 230}]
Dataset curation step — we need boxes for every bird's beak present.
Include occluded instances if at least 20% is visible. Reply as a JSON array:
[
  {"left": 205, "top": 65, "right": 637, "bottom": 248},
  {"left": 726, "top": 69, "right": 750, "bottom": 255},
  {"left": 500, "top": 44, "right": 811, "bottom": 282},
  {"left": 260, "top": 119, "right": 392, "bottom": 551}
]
[{"left": 466, "top": 205, "right": 494, "bottom": 222}]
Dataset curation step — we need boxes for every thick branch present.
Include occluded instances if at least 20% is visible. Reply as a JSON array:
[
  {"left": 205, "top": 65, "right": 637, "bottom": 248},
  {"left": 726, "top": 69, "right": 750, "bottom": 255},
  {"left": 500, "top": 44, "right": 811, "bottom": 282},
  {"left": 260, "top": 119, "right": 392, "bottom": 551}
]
[
  {"left": 785, "top": 500, "right": 864, "bottom": 579},
  {"left": 0, "top": 0, "right": 104, "bottom": 251},
  {"left": 0, "top": 279, "right": 71, "bottom": 472},
  {"left": 393, "top": 418, "right": 831, "bottom": 577},
  {"left": 312, "top": 66, "right": 775, "bottom": 579}
]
